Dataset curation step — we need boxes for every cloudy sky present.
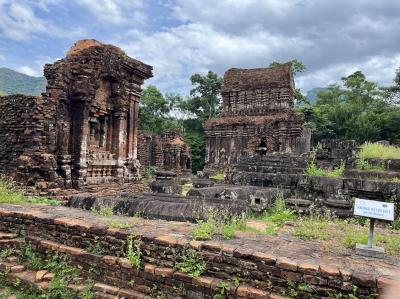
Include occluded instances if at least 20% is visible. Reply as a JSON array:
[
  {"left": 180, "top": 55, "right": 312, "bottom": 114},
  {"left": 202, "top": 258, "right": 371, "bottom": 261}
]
[{"left": 0, "top": 0, "right": 399, "bottom": 94}]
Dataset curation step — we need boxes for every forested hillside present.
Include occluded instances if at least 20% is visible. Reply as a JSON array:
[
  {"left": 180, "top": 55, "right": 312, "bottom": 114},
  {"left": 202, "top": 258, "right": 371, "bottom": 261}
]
[{"left": 0, "top": 68, "right": 46, "bottom": 96}]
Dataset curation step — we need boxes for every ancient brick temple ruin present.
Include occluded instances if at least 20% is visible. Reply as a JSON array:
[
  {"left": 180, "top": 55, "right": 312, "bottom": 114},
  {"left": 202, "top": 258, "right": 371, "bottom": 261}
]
[
  {"left": 204, "top": 64, "right": 311, "bottom": 168},
  {"left": 0, "top": 39, "right": 153, "bottom": 189},
  {"left": 137, "top": 129, "right": 191, "bottom": 174}
]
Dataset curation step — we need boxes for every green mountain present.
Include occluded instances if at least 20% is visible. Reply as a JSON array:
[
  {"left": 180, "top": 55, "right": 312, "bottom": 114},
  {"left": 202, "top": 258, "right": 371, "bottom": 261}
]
[
  {"left": 0, "top": 67, "right": 46, "bottom": 96},
  {"left": 306, "top": 87, "right": 328, "bottom": 103}
]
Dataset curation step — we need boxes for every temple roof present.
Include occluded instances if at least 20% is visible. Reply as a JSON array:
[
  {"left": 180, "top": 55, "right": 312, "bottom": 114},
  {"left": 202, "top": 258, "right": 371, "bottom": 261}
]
[
  {"left": 222, "top": 64, "right": 294, "bottom": 92},
  {"left": 62, "top": 39, "right": 153, "bottom": 79}
]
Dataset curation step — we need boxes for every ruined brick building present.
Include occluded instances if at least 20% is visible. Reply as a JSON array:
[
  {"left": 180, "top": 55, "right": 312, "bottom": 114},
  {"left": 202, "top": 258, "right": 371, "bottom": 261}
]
[
  {"left": 0, "top": 39, "right": 153, "bottom": 189},
  {"left": 204, "top": 64, "right": 311, "bottom": 168},
  {"left": 137, "top": 129, "right": 191, "bottom": 174}
]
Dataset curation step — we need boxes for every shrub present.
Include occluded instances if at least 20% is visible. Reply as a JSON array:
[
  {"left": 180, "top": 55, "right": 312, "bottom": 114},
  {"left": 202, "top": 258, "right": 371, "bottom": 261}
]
[
  {"left": 126, "top": 235, "right": 142, "bottom": 269},
  {"left": 174, "top": 249, "right": 206, "bottom": 278},
  {"left": 306, "top": 160, "right": 345, "bottom": 177},
  {"left": 358, "top": 142, "right": 400, "bottom": 159},
  {"left": 91, "top": 207, "right": 114, "bottom": 217},
  {"left": 355, "top": 158, "right": 385, "bottom": 171},
  {"left": 193, "top": 219, "right": 216, "bottom": 240},
  {"left": 210, "top": 173, "right": 224, "bottom": 182}
]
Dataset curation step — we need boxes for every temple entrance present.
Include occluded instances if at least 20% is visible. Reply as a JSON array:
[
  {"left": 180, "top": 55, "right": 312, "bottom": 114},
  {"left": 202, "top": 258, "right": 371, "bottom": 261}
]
[{"left": 256, "top": 139, "right": 268, "bottom": 156}]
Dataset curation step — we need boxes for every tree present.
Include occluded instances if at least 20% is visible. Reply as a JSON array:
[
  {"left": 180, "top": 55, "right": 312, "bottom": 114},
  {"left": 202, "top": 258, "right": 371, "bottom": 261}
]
[
  {"left": 269, "top": 59, "right": 306, "bottom": 75},
  {"left": 269, "top": 59, "right": 308, "bottom": 105},
  {"left": 139, "top": 85, "right": 177, "bottom": 134},
  {"left": 384, "top": 67, "right": 400, "bottom": 105},
  {"left": 304, "top": 71, "right": 400, "bottom": 144},
  {"left": 178, "top": 71, "right": 223, "bottom": 122}
]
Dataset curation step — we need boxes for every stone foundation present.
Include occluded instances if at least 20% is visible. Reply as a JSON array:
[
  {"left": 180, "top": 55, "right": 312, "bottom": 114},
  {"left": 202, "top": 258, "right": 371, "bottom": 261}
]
[{"left": 0, "top": 204, "right": 397, "bottom": 298}]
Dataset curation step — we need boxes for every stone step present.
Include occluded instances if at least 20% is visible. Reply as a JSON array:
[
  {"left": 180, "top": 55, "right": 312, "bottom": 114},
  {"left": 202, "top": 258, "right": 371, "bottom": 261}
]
[
  {"left": 0, "top": 233, "right": 18, "bottom": 240},
  {"left": 12, "top": 236, "right": 286, "bottom": 299},
  {"left": 0, "top": 259, "right": 151, "bottom": 299}
]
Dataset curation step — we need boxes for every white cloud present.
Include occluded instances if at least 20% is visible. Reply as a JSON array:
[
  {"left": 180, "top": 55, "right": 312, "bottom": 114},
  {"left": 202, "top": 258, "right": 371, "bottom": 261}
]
[
  {"left": 296, "top": 54, "right": 400, "bottom": 92},
  {"left": 77, "top": 0, "right": 145, "bottom": 25},
  {"left": 18, "top": 66, "right": 38, "bottom": 76},
  {"left": 17, "top": 55, "right": 59, "bottom": 77},
  {"left": 0, "top": 0, "right": 85, "bottom": 41},
  {"left": 116, "top": 22, "right": 312, "bottom": 93}
]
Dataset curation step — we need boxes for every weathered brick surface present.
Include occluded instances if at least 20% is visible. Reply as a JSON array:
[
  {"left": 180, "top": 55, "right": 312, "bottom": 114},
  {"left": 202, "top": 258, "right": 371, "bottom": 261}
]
[
  {"left": 0, "top": 39, "right": 153, "bottom": 190},
  {"left": 0, "top": 204, "right": 397, "bottom": 298}
]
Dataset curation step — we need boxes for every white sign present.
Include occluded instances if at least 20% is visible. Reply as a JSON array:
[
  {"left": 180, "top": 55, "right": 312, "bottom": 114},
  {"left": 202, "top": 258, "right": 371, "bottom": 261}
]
[{"left": 354, "top": 198, "right": 394, "bottom": 221}]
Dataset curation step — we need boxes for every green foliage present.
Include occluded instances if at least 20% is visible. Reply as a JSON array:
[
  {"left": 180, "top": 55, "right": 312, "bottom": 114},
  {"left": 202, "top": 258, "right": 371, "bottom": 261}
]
[
  {"left": 20, "top": 243, "right": 47, "bottom": 270},
  {"left": 306, "top": 160, "right": 345, "bottom": 177},
  {"left": 0, "top": 177, "right": 61, "bottom": 206},
  {"left": 139, "top": 85, "right": 177, "bottom": 134},
  {"left": 213, "top": 281, "right": 230, "bottom": 299},
  {"left": 174, "top": 249, "right": 206, "bottom": 278},
  {"left": 86, "top": 236, "right": 106, "bottom": 255},
  {"left": 91, "top": 207, "right": 114, "bottom": 217},
  {"left": 144, "top": 166, "right": 158, "bottom": 179},
  {"left": 0, "top": 247, "right": 14, "bottom": 261},
  {"left": 182, "top": 119, "right": 206, "bottom": 172},
  {"left": 179, "top": 71, "right": 223, "bottom": 122},
  {"left": 269, "top": 59, "right": 306, "bottom": 75},
  {"left": 302, "top": 71, "right": 400, "bottom": 144},
  {"left": 105, "top": 219, "right": 134, "bottom": 229},
  {"left": 210, "top": 172, "right": 224, "bottom": 182},
  {"left": 193, "top": 219, "right": 216, "bottom": 240},
  {"left": 81, "top": 281, "right": 94, "bottom": 299},
  {"left": 126, "top": 235, "right": 142, "bottom": 269},
  {"left": 294, "top": 217, "right": 331, "bottom": 240},
  {"left": 0, "top": 67, "right": 46, "bottom": 96},
  {"left": 355, "top": 158, "right": 386, "bottom": 171},
  {"left": 0, "top": 90, "right": 6, "bottom": 96},
  {"left": 254, "top": 194, "right": 295, "bottom": 235},
  {"left": 358, "top": 142, "right": 400, "bottom": 159}
]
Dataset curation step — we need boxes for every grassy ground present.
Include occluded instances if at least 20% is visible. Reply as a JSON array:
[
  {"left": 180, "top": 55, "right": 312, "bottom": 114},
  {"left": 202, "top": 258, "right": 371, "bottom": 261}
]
[
  {"left": 359, "top": 142, "right": 400, "bottom": 160},
  {"left": 0, "top": 177, "right": 60, "bottom": 206},
  {"left": 192, "top": 196, "right": 400, "bottom": 256}
]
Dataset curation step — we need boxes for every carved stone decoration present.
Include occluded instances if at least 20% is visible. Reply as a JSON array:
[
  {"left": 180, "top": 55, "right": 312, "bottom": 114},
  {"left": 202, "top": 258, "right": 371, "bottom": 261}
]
[
  {"left": 0, "top": 39, "right": 153, "bottom": 189},
  {"left": 204, "top": 64, "right": 311, "bottom": 169}
]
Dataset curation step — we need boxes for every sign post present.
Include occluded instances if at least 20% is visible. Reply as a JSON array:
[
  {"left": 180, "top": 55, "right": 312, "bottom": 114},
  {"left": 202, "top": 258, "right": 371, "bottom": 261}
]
[{"left": 353, "top": 198, "right": 394, "bottom": 258}]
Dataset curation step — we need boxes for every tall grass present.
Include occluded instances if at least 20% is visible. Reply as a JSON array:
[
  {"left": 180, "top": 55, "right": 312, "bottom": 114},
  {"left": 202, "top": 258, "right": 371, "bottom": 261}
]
[
  {"left": 306, "top": 160, "right": 345, "bottom": 177},
  {"left": 358, "top": 142, "right": 400, "bottom": 159},
  {"left": 0, "top": 177, "right": 60, "bottom": 206}
]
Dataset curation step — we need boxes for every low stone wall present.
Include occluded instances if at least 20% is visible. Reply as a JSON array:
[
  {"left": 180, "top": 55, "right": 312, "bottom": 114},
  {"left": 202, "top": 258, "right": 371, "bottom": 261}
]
[
  {"left": 68, "top": 192, "right": 248, "bottom": 222},
  {"left": 0, "top": 204, "right": 397, "bottom": 298}
]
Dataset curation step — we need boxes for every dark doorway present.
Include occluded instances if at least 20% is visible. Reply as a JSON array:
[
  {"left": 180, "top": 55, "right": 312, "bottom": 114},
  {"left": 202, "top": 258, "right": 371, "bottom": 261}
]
[{"left": 256, "top": 140, "right": 268, "bottom": 156}]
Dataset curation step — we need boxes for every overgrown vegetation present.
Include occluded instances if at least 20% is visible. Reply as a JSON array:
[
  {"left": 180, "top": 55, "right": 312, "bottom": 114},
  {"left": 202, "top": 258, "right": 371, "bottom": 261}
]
[
  {"left": 306, "top": 160, "right": 345, "bottom": 177},
  {"left": 5, "top": 243, "right": 94, "bottom": 299},
  {"left": 292, "top": 215, "right": 400, "bottom": 255},
  {"left": 253, "top": 194, "right": 296, "bottom": 235},
  {"left": 213, "top": 281, "right": 231, "bottom": 299},
  {"left": 210, "top": 172, "right": 225, "bottom": 182},
  {"left": 0, "top": 177, "right": 61, "bottom": 206},
  {"left": 300, "top": 70, "right": 400, "bottom": 145},
  {"left": 358, "top": 142, "right": 400, "bottom": 160},
  {"left": 355, "top": 158, "right": 386, "bottom": 171},
  {"left": 192, "top": 209, "right": 249, "bottom": 240},
  {"left": 174, "top": 249, "right": 206, "bottom": 278},
  {"left": 105, "top": 219, "right": 135, "bottom": 229},
  {"left": 126, "top": 235, "right": 142, "bottom": 269},
  {"left": 91, "top": 206, "right": 114, "bottom": 217}
]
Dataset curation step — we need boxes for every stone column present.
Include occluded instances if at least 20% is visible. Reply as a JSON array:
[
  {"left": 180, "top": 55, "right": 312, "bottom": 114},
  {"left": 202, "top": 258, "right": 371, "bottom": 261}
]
[
  {"left": 71, "top": 101, "right": 89, "bottom": 188},
  {"left": 112, "top": 111, "right": 127, "bottom": 179}
]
